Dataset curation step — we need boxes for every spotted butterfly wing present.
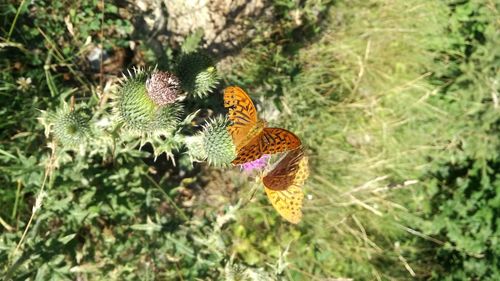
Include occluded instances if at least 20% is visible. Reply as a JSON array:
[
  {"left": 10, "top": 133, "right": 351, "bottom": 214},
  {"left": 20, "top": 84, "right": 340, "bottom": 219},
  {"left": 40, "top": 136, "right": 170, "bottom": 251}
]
[
  {"left": 264, "top": 154, "right": 309, "bottom": 224},
  {"left": 231, "top": 128, "right": 301, "bottom": 165},
  {"left": 223, "top": 86, "right": 259, "bottom": 150},
  {"left": 223, "top": 86, "right": 302, "bottom": 165},
  {"left": 262, "top": 147, "right": 304, "bottom": 190},
  {"left": 264, "top": 185, "right": 304, "bottom": 224}
]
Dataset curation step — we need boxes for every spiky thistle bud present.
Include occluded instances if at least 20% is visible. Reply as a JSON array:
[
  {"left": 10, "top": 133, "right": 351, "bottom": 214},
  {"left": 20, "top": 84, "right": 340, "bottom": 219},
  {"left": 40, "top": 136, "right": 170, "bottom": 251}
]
[
  {"left": 176, "top": 52, "right": 219, "bottom": 99},
  {"left": 146, "top": 70, "right": 182, "bottom": 105},
  {"left": 115, "top": 68, "right": 183, "bottom": 134},
  {"left": 201, "top": 116, "right": 236, "bottom": 167},
  {"left": 51, "top": 108, "right": 91, "bottom": 147}
]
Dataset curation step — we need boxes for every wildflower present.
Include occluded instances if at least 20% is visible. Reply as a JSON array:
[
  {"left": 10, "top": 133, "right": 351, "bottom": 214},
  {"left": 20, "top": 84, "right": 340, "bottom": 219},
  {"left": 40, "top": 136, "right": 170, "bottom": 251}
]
[
  {"left": 240, "top": 155, "right": 270, "bottom": 173},
  {"left": 146, "top": 70, "right": 182, "bottom": 106},
  {"left": 115, "top": 67, "right": 183, "bottom": 134},
  {"left": 16, "top": 77, "right": 32, "bottom": 92}
]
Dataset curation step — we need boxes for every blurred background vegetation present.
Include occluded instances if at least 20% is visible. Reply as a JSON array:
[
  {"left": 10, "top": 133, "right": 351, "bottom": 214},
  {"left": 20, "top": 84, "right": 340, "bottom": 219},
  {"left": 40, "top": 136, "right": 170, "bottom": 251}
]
[{"left": 0, "top": 0, "right": 498, "bottom": 280}]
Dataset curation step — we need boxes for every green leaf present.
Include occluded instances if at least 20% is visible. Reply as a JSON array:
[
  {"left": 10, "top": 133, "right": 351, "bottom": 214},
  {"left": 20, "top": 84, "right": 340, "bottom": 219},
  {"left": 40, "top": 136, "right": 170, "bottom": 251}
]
[{"left": 58, "top": 233, "right": 76, "bottom": 244}]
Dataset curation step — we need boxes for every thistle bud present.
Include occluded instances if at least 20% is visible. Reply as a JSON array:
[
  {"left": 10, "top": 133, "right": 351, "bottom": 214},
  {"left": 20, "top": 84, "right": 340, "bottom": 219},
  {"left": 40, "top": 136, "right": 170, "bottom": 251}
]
[
  {"left": 115, "top": 68, "right": 183, "bottom": 134},
  {"left": 52, "top": 109, "right": 91, "bottom": 147},
  {"left": 176, "top": 52, "right": 219, "bottom": 99},
  {"left": 201, "top": 116, "right": 236, "bottom": 167}
]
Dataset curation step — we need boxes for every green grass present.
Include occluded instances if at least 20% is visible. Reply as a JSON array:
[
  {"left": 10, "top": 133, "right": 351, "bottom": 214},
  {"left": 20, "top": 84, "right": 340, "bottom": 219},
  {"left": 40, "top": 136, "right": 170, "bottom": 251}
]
[
  {"left": 1, "top": 0, "right": 498, "bottom": 280},
  {"left": 227, "top": 0, "right": 449, "bottom": 279},
  {"left": 225, "top": 0, "right": 498, "bottom": 279}
]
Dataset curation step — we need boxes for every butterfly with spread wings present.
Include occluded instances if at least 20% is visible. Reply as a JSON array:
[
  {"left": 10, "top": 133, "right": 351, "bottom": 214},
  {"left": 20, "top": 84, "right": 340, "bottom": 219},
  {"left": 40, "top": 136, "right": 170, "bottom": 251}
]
[{"left": 223, "top": 86, "right": 302, "bottom": 165}]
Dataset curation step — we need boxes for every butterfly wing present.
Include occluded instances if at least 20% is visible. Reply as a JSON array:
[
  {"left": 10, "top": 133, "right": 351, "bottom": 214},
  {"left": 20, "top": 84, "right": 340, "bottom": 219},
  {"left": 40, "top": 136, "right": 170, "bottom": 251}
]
[
  {"left": 264, "top": 156, "right": 309, "bottom": 224},
  {"left": 223, "top": 86, "right": 258, "bottom": 149},
  {"left": 264, "top": 185, "right": 304, "bottom": 224},
  {"left": 262, "top": 148, "right": 304, "bottom": 190},
  {"left": 232, "top": 128, "right": 302, "bottom": 165}
]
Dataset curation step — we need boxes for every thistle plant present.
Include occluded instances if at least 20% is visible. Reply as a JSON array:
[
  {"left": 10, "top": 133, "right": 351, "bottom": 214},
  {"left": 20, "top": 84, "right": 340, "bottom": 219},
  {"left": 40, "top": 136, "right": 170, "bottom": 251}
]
[
  {"left": 146, "top": 70, "right": 182, "bottom": 105},
  {"left": 114, "top": 68, "right": 183, "bottom": 136},
  {"left": 198, "top": 116, "right": 236, "bottom": 167},
  {"left": 111, "top": 59, "right": 222, "bottom": 160},
  {"left": 185, "top": 135, "right": 207, "bottom": 162},
  {"left": 37, "top": 45, "right": 237, "bottom": 169},
  {"left": 241, "top": 155, "right": 270, "bottom": 173},
  {"left": 176, "top": 52, "right": 220, "bottom": 98},
  {"left": 40, "top": 103, "right": 91, "bottom": 148}
]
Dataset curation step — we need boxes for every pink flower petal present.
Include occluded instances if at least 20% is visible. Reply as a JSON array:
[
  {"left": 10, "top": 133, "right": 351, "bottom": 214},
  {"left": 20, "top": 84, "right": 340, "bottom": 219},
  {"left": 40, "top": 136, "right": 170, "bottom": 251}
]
[{"left": 240, "top": 155, "right": 270, "bottom": 173}]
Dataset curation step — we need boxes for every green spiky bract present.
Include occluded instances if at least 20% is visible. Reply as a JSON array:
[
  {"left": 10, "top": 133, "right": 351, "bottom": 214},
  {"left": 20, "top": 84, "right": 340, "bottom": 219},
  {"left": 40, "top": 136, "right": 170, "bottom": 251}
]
[
  {"left": 52, "top": 108, "right": 91, "bottom": 147},
  {"left": 201, "top": 116, "right": 236, "bottom": 167},
  {"left": 176, "top": 52, "right": 220, "bottom": 99},
  {"left": 116, "top": 68, "right": 183, "bottom": 135},
  {"left": 185, "top": 135, "right": 207, "bottom": 162},
  {"left": 146, "top": 133, "right": 185, "bottom": 161}
]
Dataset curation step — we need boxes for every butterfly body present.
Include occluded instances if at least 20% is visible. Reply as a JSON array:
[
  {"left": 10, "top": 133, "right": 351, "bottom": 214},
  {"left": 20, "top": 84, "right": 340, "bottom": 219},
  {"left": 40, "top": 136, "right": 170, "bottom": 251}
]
[{"left": 238, "top": 119, "right": 266, "bottom": 150}]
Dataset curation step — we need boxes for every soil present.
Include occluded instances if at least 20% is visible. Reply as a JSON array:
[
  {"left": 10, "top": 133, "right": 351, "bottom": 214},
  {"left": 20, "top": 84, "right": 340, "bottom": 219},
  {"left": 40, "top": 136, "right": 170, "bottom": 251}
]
[{"left": 133, "top": 0, "right": 269, "bottom": 58}]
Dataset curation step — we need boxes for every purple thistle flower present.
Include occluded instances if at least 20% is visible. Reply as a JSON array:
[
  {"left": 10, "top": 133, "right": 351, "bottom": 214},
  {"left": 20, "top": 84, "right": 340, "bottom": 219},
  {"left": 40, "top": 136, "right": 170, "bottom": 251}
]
[
  {"left": 146, "top": 71, "right": 182, "bottom": 106},
  {"left": 240, "top": 155, "right": 271, "bottom": 173}
]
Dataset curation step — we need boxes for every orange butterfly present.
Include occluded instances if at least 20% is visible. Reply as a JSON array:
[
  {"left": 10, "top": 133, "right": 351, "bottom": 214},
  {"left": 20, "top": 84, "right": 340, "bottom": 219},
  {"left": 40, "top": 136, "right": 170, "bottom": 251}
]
[
  {"left": 263, "top": 148, "right": 309, "bottom": 224},
  {"left": 223, "top": 86, "right": 301, "bottom": 165}
]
